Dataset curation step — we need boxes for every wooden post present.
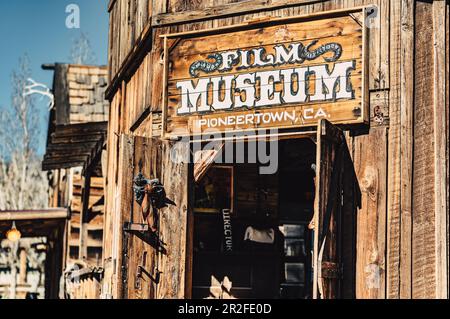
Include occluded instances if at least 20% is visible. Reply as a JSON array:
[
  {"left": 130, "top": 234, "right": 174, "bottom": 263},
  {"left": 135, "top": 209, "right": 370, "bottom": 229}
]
[
  {"left": 51, "top": 169, "right": 60, "bottom": 207},
  {"left": 432, "top": 0, "right": 448, "bottom": 300},
  {"left": 161, "top": 35, "right": 168, "bottom": 139},
  {"left": 399, "top": 0, "right": 414, "bottom": 299},
  {"left": 79, "top": 171, "right": 92, "bottom": 260},
  {"left": 387, "top": 0, "right": 415, "bottom": 299},
  {"left": 353, "top": 128, "right": 388, "bottom": 299},
  {"left": 185, "top": 160, "right": 194, "bottom": 299},
  {"left": 112, "top": 134, "right": 134, "bottom": 299},
  {"left": 19, "top": 248, "right": 27, "bottom": 285},
  {"left": 9, "top": 242, "right": 19, "bottom": 299}
]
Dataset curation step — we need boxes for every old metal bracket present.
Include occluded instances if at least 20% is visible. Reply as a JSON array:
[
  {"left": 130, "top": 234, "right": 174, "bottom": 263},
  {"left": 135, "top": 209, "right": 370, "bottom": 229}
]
[
  {"left": 69, "top": 266, "right": 104, "bottom": 282},
  {"left": 123, "top": 222, "right": 150, "bottom": 233},
  {"left": 321, "top": 261, "right": 342, "bottom": 279},
  {"left": 123, "top": 221, "right": 166, "bottom": 254},
  {"left": 137, "top": 265, "right": 162, "bottom": 284}
]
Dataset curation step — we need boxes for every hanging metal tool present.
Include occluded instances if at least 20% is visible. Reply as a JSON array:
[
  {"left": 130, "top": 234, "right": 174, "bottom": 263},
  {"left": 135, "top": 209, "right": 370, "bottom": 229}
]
[{"left": 133, "top": 173, "right": 175, "bottom": 233}]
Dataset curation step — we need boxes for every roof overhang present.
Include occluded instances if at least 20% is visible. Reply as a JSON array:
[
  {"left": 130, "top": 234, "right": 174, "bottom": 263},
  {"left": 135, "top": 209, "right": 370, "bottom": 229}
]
[
  {"left": 42, "top": 122, "right": 107, "bottom": 171},
  {"left": 0, "top": 208, "right": 70, "bottom": 238}
]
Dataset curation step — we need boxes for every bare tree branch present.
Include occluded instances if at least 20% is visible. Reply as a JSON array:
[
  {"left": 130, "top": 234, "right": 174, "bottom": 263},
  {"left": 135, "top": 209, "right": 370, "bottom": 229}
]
[
  {"left": 0, "top": 55, "right": 48, "bottom": 211},
  {"left": 23, "top": 78, "right": 54, "bottom": 109},
  {"left": 69, "top": 32, "right": 97, "bottom": 65}
]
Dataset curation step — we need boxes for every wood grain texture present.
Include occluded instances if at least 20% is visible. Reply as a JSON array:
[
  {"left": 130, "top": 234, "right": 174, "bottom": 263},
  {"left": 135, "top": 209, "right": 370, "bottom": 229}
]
[
  {"left": 123, "top": 136, "right": 162, "bottom": 299},
  {"left": 104, "top": 134, "right": 134, "bottom": 299},
  {"left": 156, "top": 140, "right": 189, "bottom": 298},
  {"left": 399, "top": 0, "right": 414, "bottom": 299},
  {"left": 366, "top": 0, "right": 390, "bottom": 90},
  {"left": 386, "top": 0, "right": 402, "bottom": 299},
  {"left": 102, "top": 90, "right": 121, "bottom": 298},
  {"left": 446, "top": 1, "right": 449, "bottom": 301},
  {"left": 54, "top": 64, "right": 70, "bottom": 125},
  {"left": 432, "top": 0, "right": 448, "bottom": 300},
  {"left": 352, "top": 128, "right": 387, "bottom": 299},
  {"left": 153, "top": 0, "right": 325, "bottom": 27},
  {"left": 79, "top": 173, "right": 91, "bottom": 260},
  {"left": 412, "top": 1, "right": 436, "bottom": 298},
  {"left": 116, "top": 134, "right": 135, "bottom": 298},
  {"left": 313, "top": 119, "right": 355, "bottom": 299}
]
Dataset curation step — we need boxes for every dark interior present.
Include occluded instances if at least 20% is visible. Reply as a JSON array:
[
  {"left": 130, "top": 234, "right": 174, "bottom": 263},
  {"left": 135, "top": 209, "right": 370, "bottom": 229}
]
[{"left": 192, "top": 138, "right": 316, "bottom": 299}]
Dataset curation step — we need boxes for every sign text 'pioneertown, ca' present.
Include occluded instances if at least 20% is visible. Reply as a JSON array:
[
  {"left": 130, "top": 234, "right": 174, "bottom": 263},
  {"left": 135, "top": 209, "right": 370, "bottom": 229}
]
[{"left": 163, "top": 9, "right": 368, "bottom": 137}]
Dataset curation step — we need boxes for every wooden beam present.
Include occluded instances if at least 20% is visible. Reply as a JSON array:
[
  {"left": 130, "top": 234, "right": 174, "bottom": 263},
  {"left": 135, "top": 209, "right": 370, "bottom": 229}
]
[
  {"left": 159, "top": 6, "right": 369, "bottom": 38},
  {"left": 107, "top": 0, "right": 117, "bottom": 13},
  {"left": 113, "top": 134, "right": 135, "bottom": 299},
  {"left": 446, "top": 1, "right": 449, "bottom": 301},
  {"left": 352, "top": 128, "right": 387, "bottom": 299},
  {"left": 42, "top": 157, "right": 88, "bottom": 171},
  {"left": 79, "top": 172, "right": 91, "bottom": 260},
  {"left": 432, "top": 0, "right": 448, "bottom": 300},
  {"left": 46, "top": 142, "right": 98, "bottom": 153},
  {"left": 185, "top": 161, "right": 195, "bottom": 299},
  {"left": 152, "top": 0, "right": 323, "bottom": 27},
  {"left": 0, "top": 208, "right": 70, "bottom": 221},
  {"left": 387, "top": 0, "right": 415, "bottom": 299},
  {"left": 86, "top": 203, "right": 105, "bottom": 224},
  {"left": 156, "top": 139, "right": 189, "bottom": 298},
  {"left": 43, "top": 162, "right": 86, "bottom": 171},
  {"left": 45, "top": 152, "right": 95, "bottom": 161},
  {"left": 19, "top": 248, "right": 27, "bottom": 284},
  {"left": 105, "top": 25, "right": 153, "bottom": 101},
  {"left": 412, "top": 1, "right": 441, "bottom": 299},
  {"left": 54, "top": 64, "right": 70, "bottom": 125},
  {"left": 399, "top": 0, "right": 414, "bottom": 299},
  {"left": 52, "top": 122, "right": 108, "bottom": 137},
  {"left": 387, "top": 0, "right": 402, "bottom": 299},
  {"left": 51, "top": 134, "right": 105, "bottom": 144},
  {"left": 161, "top": 36, "right": 168, "bottom": 139},
  {"left": 130, "top": 106, "right": 151, "bottom": 132},
  {"left": 83, "top": 138, "right": 106, "bottom": 175}
]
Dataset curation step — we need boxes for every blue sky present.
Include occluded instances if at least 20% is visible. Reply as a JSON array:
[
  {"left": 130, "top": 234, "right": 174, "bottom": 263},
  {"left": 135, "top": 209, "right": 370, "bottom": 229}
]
[{"left": 0, "top": 1, "right": 109, "bottom": 156}]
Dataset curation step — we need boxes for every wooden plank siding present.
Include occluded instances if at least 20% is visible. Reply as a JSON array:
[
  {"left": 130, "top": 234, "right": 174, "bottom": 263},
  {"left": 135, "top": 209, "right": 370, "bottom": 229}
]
[
  {"left": 432, "top": 0, "right": 448, "bottom": 299},
  {"left": 413, "top": 1, "right": 437, "bottom": 298},
  {"left": 351, "top": 127, "right": 387, "bottom": 299},
  {"left": 446, "top": 0, "right": 450, "bottom": 300},
  {"left": 399, "top": 0, "right": 414, "bottom": 299},
  {"left": 123, "top": 136, "right": 155, "bottom": 299},
  {"left": 102, "top": 90, "right": 125, "bottom": 298},
  {"left": 156, "top": 140, "right": 190, "bottom": 298},
  {"left": 103, "top": 0, "right": 449, "bottom": 299}
]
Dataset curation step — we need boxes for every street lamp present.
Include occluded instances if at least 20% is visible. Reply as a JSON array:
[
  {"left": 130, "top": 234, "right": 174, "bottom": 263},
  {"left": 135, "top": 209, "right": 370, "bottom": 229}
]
[{"left": 6, "top": 221, "right": 21, "bottom": 242}]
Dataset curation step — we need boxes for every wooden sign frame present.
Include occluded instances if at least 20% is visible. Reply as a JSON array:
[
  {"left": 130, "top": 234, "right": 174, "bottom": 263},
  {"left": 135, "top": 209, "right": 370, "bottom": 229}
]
[{"left": 161, "top": 6, "right": 370, "bottom": 139}]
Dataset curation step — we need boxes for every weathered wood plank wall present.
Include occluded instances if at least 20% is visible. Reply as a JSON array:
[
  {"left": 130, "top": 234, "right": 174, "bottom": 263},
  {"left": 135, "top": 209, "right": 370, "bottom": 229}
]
[
  {"left": 103, "top": 0, "right": 449, "bottom": 299},
  {"left": 351, "top": 127, "right": 387, "bottom": 299},
  {"left": 120, "top": 136, "right": 160, "bottom": 299},
  {"left": 413, "top": 1, "right": 437, "bottom": 298},
  {"left": 156, "top": 140, "right": 189, "bottom": 298},
  {"left": 431, "top": 0, "right": 449, "bottom": 300}
]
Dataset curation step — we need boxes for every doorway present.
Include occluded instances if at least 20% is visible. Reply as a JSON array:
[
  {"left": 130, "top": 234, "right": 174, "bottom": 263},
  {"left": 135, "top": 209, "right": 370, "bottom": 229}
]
[{"left": 191, "top": 137, "right": 317, "bottom": 299}]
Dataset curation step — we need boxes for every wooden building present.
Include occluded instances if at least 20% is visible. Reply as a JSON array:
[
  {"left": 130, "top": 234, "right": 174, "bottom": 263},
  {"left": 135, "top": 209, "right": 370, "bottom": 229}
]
[
  {"left": 0, "top": 209, "right": 69, "bottom": 299},
  {"left": 102, "top": 0, "right": 449, "bottom": 299},
  {"left": 43, "top": 64, "right": 109, "bottom": 298}
]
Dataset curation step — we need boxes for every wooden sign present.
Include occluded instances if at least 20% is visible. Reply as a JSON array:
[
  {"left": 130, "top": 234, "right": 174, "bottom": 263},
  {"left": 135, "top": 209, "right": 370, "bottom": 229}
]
[{"left": 163, "top": 8, "right": 368, "bottom": 137}]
